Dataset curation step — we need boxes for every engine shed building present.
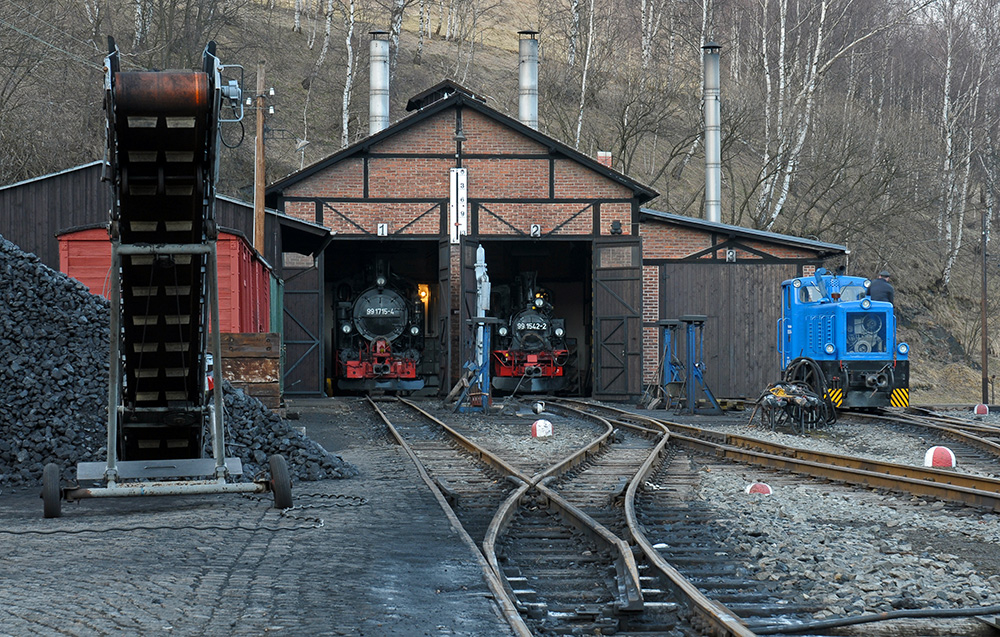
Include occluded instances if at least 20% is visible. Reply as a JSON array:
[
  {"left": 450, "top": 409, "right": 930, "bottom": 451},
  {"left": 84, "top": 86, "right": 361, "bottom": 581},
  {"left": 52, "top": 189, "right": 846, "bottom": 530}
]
[
  {"left": 266, "top": 80, "right": 659, "bottom": 400},
  {"left": 0, "top": 87, "right": 848, "bottom": 405},
  {"left": 265, "top": 79, "right": 847, "bottom": 402}
]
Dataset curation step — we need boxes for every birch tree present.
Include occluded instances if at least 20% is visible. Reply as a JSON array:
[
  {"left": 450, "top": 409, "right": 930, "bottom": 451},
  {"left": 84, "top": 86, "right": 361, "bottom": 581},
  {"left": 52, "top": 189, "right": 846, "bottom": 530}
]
[
  {"left": 340, "top": 0, "right": 356, "bottom": 147},
  {"left": 748, "top": 0, "right": 931, "bottom": 231},
  {"left": 573, "top": 0, "right": 595, "bottom": 149},
  {"left": 936, "top": 0, "right": 992, "bottom": 290},
  {"left": 639, "top": 0, "right": 668, "bottom": 70}
]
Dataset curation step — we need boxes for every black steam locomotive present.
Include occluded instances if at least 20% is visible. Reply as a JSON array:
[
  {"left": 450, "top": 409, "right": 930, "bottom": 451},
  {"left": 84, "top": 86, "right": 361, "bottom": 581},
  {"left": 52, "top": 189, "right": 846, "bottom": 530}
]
[
  {"left": 491, "top": 272, "right": 569, "bottom": 393},
  {"left": 333, "top": 264, "right": 425, "bottom": 392}
]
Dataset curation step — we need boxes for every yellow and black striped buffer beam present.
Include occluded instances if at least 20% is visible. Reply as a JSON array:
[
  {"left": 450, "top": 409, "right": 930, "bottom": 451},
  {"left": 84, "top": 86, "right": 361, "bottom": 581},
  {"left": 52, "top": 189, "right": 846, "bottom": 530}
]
[
  {"left": 890, "top": 388, "right": 909, "bottom": 407},
  {"left": 825, "top": 388, "right": 843, "bottom": 407}
]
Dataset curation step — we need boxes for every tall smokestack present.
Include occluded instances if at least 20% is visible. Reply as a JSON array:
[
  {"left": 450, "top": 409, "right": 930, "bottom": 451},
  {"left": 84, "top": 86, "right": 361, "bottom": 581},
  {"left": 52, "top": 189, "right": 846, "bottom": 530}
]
[
  {"left": 703, "top": 42, "right": 721, "bottom": 224},
  {"left": 369, "top": 31, "right": 390, "bottom": 135},
  {"left": 518, "top": 31, "right": 539, "bottom": 129}
]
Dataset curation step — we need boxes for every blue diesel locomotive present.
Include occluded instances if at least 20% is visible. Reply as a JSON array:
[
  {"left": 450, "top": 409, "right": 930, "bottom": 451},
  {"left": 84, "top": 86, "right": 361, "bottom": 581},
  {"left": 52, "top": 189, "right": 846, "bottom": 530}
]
[{"left": 779, "top": 268, "right": 909, "bottom": 408}]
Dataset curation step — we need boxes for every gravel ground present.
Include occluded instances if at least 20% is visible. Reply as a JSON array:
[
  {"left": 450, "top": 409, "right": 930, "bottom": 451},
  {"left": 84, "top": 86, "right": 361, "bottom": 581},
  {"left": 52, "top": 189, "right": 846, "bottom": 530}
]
[{"left": 646, "top": 405, "right": 1000, "bottom": 629}]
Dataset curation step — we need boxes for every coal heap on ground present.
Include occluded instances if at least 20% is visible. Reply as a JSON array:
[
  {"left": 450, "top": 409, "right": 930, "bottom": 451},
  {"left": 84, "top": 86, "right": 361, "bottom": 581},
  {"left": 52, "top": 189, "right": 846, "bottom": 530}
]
[{"left": 0, "top": 234, "right": 356, "bottom": 486}]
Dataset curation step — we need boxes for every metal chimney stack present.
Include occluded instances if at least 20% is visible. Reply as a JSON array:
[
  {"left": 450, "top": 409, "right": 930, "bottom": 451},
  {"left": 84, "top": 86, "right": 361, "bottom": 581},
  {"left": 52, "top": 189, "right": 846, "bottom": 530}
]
[
  {"left": 369, "top": 31, "right": 390, "bottom": 135},
  {"left": 703, "top": 42, "right": 721, "bottom": 224},
  {"left": 518, "top": 31, "right": 539, "bottom": 129}
]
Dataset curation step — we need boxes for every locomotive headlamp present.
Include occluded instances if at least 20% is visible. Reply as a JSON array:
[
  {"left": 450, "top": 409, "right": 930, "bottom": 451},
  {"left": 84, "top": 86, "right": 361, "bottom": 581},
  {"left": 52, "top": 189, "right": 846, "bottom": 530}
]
[
  {"left": 898, "top": 343, "right": 909, "bottom": 355},
  {"left": 555, "top": 327, "right": 565, "bottom": 337},
  {"left": 341, "top": 323, "right": 352, "bottom": 334},
  {"left": 863, "top": 279, "right": 871, "bottom": 288},
  {"left": 410, "top": 326, "right": 420, "bottom": 336},
  {"left": 824, "top": 343, "right": 835, "bottom": 355},
  {"left": 861, "top": 298, "right": 872, "bottom": 309},
  {"left": 498, "top": 326, "right": 509, "bottom": 337},
  {"left": 792, "top": 279, "right": 802, "bottom": 288},
  {"left": 534, "top": 298, "right": 545, "bottom": 308},
  {"left": 376, "top": 276, "right": 387, "bottom": 288}
]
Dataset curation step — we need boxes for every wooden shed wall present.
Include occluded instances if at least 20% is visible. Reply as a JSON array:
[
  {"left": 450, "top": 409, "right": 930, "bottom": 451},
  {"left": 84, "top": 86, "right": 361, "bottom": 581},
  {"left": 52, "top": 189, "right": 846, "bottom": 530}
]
[
  {"left": 0, "top": 162, "right": 262, "bottom": 271},
  {"left": 658, "top": 262, "right": 800, "bottom": 400},
  {"left": 0, "top": 163, "right": 109, "bottom": 269},
  {"left": 639, "top": 218, "right": 835, "bottom": 400}
]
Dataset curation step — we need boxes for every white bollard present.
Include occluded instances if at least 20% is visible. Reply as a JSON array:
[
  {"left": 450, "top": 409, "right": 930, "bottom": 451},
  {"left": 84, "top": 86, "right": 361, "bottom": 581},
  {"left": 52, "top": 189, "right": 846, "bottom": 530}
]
[{"left": 531, "top": 419, "right": 553, "bottom": 437}]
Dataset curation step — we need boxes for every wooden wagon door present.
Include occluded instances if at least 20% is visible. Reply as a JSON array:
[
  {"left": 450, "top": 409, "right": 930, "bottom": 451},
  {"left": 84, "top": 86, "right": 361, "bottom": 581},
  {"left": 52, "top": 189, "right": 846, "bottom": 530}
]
[
  {"left": 592, "top": 237, "right": 642, "bottom": 400},
  {"left": 282, "top": 256, "right": 324, "bottom": 395}
]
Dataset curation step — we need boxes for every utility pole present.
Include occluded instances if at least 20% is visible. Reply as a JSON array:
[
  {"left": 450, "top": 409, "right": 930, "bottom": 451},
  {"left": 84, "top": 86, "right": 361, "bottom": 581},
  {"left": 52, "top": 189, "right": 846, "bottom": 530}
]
[
  {"left": 983, "top": 206, "right": 989, "bottom": 404},
  {"left": 253, "top": 61, "right": 266, "bottom": 254}
]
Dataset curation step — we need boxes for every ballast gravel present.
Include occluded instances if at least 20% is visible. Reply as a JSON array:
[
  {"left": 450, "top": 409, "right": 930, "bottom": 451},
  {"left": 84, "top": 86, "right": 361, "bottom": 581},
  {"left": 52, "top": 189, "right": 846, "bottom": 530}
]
[
  {"left": 0, "top": 234, "right": 355, "bottom": 487},
  {"left": 669, "top": 409, "right": 1000, "bottom": 623}
]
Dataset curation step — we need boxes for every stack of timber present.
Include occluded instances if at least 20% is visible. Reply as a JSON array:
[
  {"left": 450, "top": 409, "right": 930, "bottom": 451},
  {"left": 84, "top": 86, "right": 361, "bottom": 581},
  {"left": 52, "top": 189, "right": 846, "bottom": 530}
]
[{"left": 221, "top": 332, "right": 281, "bottom": 409}]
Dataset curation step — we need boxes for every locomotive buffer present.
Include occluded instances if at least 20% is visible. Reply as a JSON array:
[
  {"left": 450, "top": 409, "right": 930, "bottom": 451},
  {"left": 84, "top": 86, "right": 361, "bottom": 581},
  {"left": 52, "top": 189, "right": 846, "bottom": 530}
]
[{"left": 41, "top": 39, "right": 291, "bottom": 517}]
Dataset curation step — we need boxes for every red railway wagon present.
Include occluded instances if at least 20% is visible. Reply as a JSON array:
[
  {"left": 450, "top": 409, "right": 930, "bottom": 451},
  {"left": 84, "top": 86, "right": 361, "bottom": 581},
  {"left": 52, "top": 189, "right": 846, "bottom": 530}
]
[{"left": 57, "top": 224, "right": 273, "bottom": 333}]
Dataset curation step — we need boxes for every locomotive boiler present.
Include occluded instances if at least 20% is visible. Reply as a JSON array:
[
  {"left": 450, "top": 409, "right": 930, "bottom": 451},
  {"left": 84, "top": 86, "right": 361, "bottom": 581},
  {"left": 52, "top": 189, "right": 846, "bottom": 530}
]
[
  {"left": 491, "top": 272, "right": 569, "bottom": 394},
  {"left": 779, "top": 267, "right": 909, "bottom": 409},
  {"left": 333, "top": 265, "right": 425, "bottom": 392}
]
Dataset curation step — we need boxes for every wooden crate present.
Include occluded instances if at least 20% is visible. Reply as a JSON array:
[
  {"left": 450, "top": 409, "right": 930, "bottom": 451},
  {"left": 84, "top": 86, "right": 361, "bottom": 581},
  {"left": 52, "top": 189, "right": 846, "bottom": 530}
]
[{"left": 220, "top": 333, "right": 281, "bottom": 410}]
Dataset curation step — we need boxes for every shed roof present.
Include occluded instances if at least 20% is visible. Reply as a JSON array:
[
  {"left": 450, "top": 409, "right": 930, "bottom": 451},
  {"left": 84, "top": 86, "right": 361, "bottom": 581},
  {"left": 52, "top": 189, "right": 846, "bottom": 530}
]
[
  {"left": 0, "top": 161, "right": 103, "bottom": 192},
  {"left": 266, "top": 82, "right": 659, "bottom": 203},
  {"left": 639, "top": 208, "right": 846, "bottom": 258}
]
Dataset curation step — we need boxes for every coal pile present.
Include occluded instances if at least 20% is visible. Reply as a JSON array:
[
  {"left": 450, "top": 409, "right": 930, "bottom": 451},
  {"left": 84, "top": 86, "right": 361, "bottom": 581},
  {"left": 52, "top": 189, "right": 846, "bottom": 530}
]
[{"left": 0, "top": 234, "right": 355, "bottom": 486}]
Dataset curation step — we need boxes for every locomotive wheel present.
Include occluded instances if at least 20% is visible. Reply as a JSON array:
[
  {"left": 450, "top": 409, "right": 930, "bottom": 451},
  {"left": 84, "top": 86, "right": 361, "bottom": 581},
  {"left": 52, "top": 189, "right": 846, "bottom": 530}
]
[
  {"left": 42, "top": 463, "right": 62, "bottom": 519},
  {"left": 269, "top": 454, "right": 293, "bottom": 509}
]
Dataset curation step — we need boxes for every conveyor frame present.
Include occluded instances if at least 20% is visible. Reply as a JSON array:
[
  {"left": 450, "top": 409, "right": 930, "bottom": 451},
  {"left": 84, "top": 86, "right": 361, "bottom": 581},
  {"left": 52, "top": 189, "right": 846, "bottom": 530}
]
[{"left": 42, "top": 39, "right": 290, "bottom": 517}]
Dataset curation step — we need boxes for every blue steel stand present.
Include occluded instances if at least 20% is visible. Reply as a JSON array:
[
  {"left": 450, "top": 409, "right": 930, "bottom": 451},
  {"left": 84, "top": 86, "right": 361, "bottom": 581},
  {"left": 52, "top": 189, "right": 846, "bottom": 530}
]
[
  {"left": 455, "top": 317, "right": 499, "bottom": 413},
  {"left": 678, "top": 315, "right": 721, "bottom": 415},
  {"left": 657, "top": 319, "right": 684, "bottom": 409}
]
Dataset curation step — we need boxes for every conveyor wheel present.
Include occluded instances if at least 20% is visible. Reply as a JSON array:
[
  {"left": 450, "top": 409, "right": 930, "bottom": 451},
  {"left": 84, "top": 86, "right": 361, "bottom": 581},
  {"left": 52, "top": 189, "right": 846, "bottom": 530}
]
[
  {"left": 42, "top": 463, "right": 62, "bottom": 518},
  {"left": 269, "top": 454, "right": 292, "bottom": 509}
]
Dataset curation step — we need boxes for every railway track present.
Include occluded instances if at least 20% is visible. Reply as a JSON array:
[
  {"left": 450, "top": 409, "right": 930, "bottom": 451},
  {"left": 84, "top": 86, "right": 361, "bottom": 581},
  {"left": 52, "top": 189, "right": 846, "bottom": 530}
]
[
  {"left": 852, "top": 407, "right": 1000, "bottom": 476},
  {"left": 373, "top": 397, "right": 753, "bottom": 636},
  {"left": 553, "top": 398, "right": 1000, "bottom": 636},
  {"left": 377, "top": 395, "right": 1000, "bottom": 635}
]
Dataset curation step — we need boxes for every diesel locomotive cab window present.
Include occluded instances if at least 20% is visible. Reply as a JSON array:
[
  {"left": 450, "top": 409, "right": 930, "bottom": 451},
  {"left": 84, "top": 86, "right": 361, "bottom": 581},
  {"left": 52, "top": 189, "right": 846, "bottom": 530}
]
[
  {"left": 846, "top": 311, "right": 887, "bottom": 353},
  {"left": 798, "top": 286, "right": 822, "bottom": 303},
  {"left": 838, "top": 285, "right": 868, "bottom": 302}
]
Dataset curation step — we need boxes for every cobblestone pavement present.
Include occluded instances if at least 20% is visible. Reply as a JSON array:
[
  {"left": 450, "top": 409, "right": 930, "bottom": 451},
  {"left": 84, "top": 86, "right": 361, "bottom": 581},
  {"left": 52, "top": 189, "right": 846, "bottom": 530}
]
[{"left": 0, "top": 401, "right": 514, "bottom": 636}]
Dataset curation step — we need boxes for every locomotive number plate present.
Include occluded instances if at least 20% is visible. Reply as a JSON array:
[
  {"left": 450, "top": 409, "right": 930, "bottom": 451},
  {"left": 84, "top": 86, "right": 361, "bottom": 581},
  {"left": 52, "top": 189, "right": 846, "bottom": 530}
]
[
  {"left": 517, "top": 321, "right": 547, "bottom": 330},
  {"left": 366, "top": 308, "right": 400, "bottom": 316}
]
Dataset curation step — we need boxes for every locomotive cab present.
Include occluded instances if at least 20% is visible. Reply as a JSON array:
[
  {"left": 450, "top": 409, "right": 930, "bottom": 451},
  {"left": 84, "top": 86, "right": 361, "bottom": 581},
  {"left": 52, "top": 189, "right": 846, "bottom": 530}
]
[{"left": 779, "top": 268, "right": 909, "bottom": 408}]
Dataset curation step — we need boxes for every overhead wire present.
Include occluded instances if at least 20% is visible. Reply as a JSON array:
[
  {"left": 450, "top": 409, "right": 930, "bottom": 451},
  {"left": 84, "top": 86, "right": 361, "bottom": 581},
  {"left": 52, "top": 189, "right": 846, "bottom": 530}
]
[
  {"left": 1, "top": 0, "right": 101, "bottom": 52},
  {"left": 0, "top": 17, "right": 103, "bottom": 72}
]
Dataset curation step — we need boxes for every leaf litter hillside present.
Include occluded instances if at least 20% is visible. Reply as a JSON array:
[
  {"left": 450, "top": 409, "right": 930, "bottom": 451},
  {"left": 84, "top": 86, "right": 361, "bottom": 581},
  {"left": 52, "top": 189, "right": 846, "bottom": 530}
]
[{"left": 3, "top": 0, "right": 999, "bottom": 405}]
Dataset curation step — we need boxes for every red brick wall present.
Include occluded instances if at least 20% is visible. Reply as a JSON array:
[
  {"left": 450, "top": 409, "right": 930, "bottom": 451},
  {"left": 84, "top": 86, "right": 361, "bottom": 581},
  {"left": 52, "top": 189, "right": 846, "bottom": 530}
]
[
  {"left": 477, "top": 202, "right": 594, "bottom": 235},
  {"left": 285, "top": 158, "right": 364, "bottom": 198},
  {"left": 462, "top": 110, "right": 549, "bottom": 155},
  {"left": 465, "top": 157, "right": 549, "bottom": 199},
  {"left": 280, "top": 106, "right": 637, "bottom": 240},
  {"left": 639, "top": 223, "right": 819, "bottom": 260},
  {"left": 554, "top": 160, "right": 633, "bottom": 200}
]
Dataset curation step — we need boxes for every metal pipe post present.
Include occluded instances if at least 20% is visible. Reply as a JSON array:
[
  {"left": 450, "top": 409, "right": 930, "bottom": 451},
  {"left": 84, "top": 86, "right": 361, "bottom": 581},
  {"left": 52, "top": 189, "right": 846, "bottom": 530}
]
[{"left": 703, "top": 42, "right": 721, "bottom": 224}]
